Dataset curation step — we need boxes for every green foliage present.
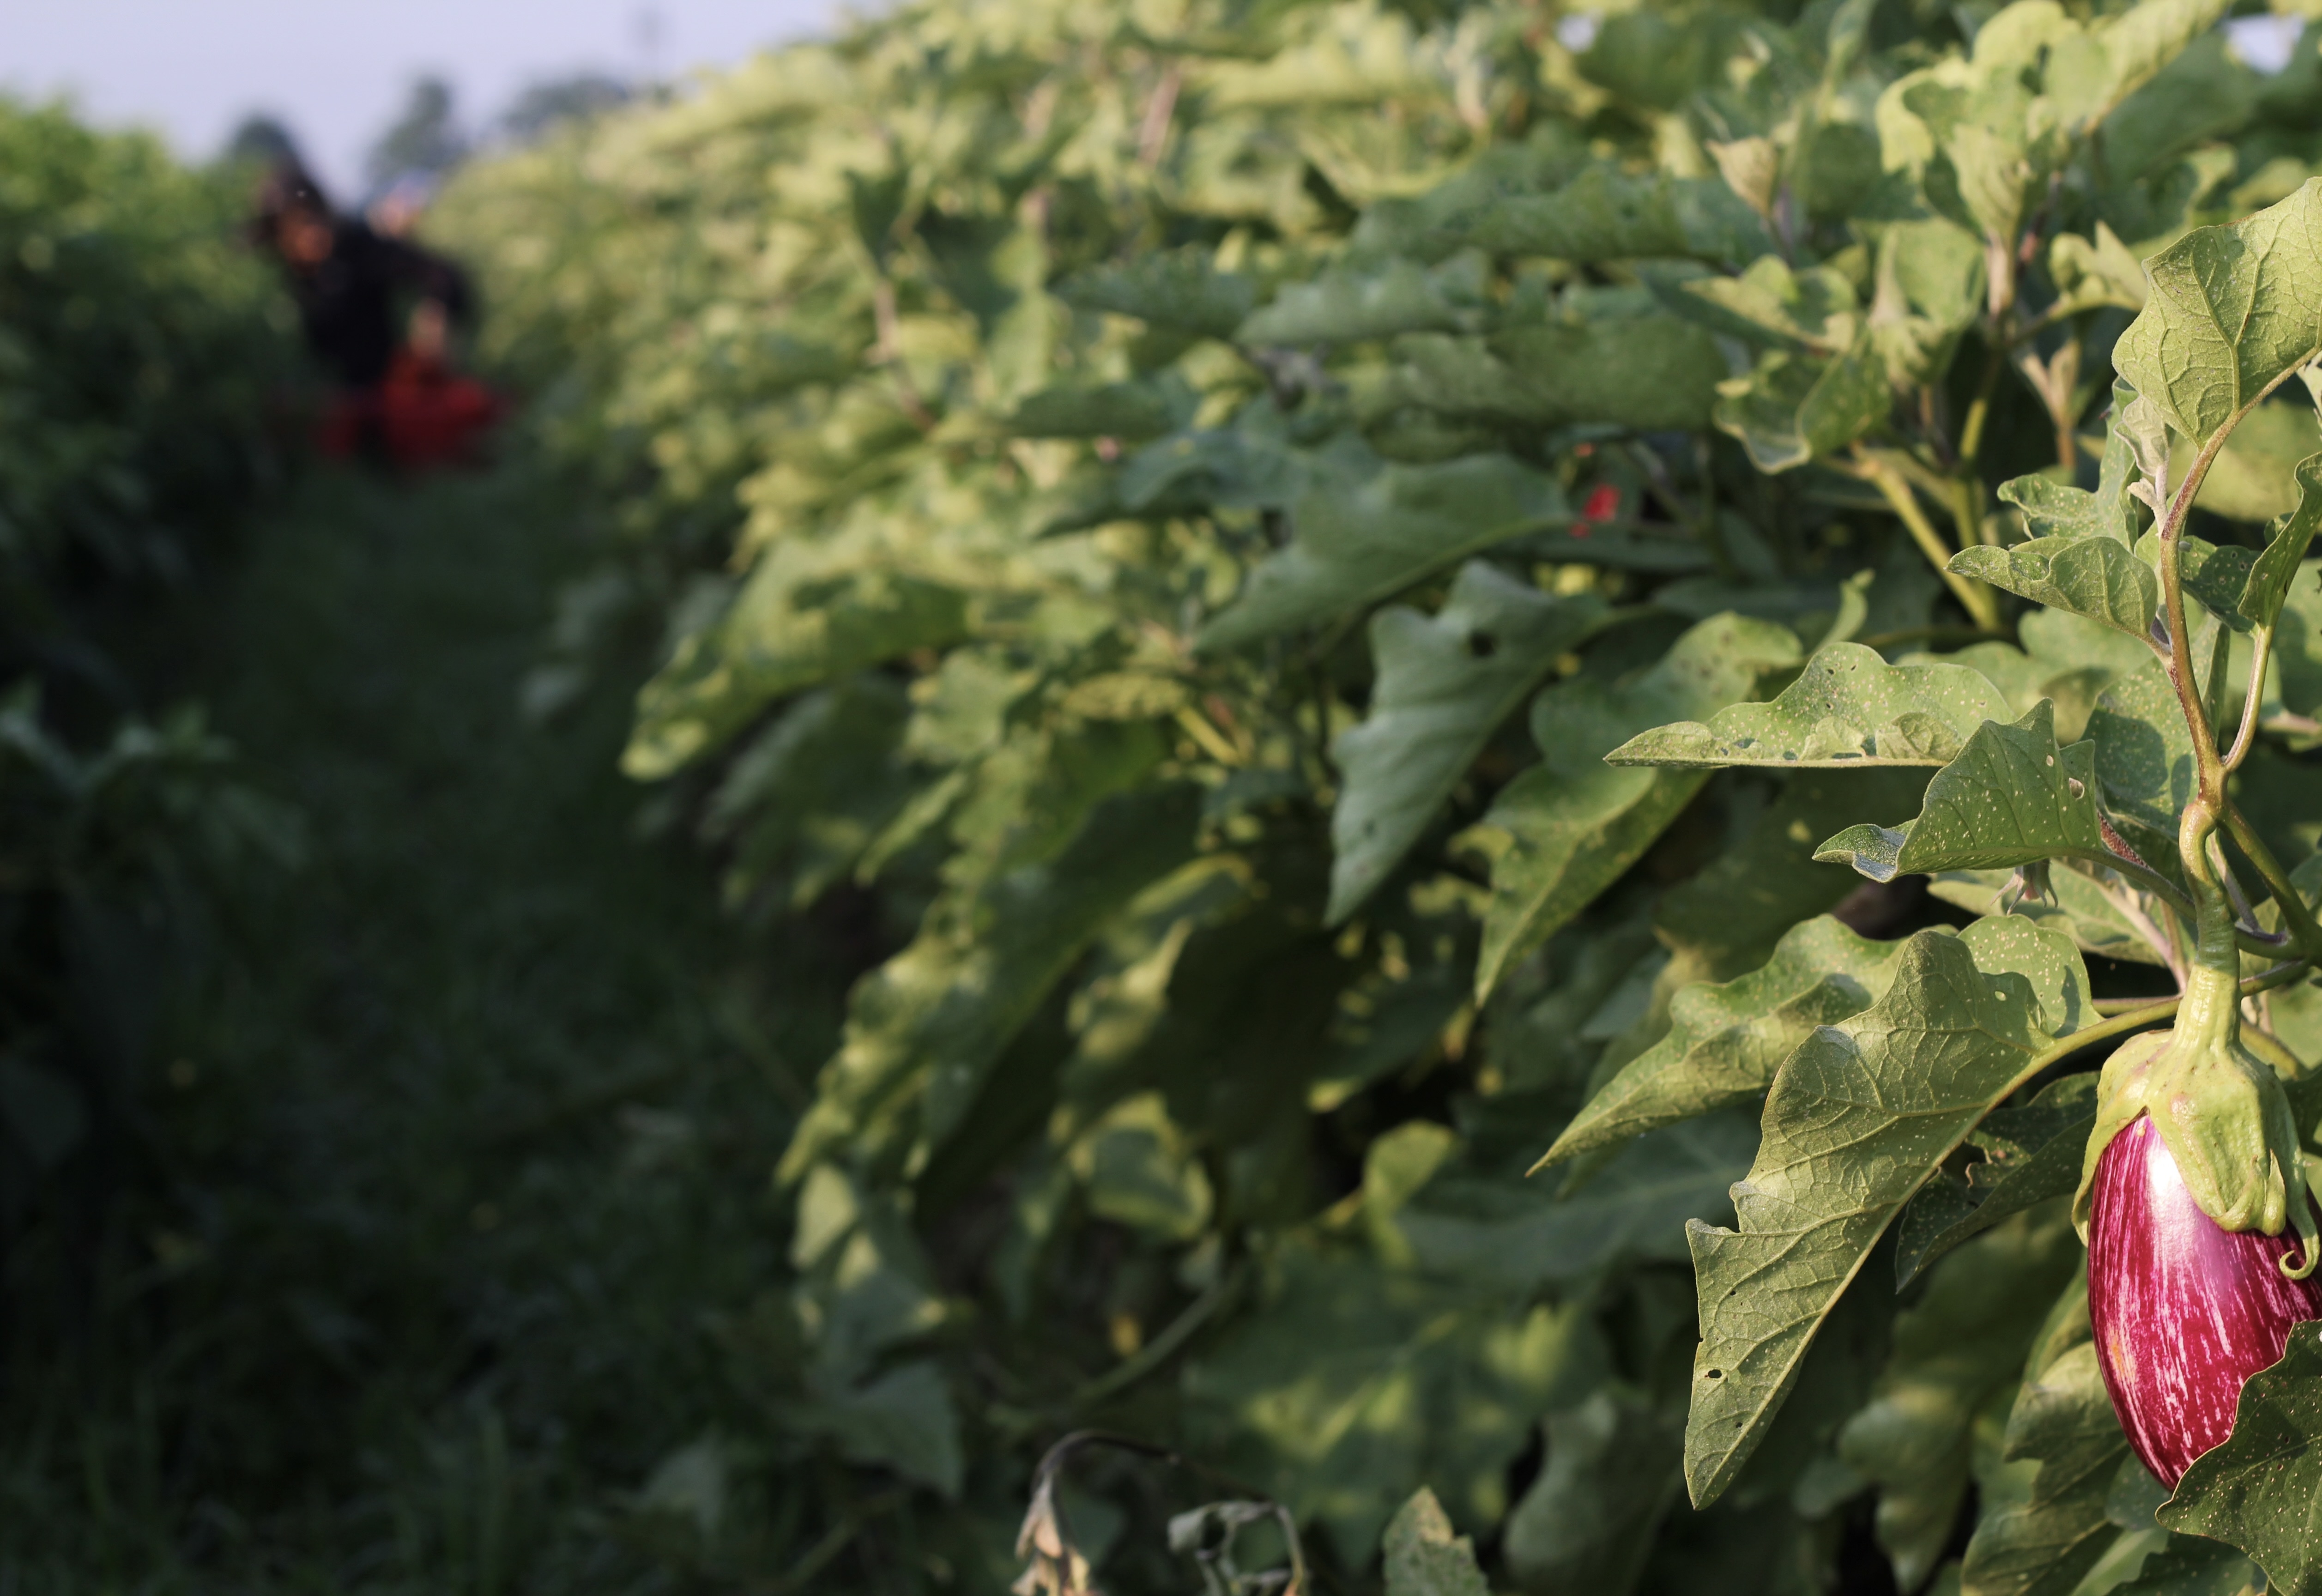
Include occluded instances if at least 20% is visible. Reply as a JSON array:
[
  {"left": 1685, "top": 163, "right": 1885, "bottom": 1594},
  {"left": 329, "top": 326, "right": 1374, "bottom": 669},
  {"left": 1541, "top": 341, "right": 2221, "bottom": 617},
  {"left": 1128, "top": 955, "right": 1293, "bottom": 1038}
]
[
  {"left": 2162, "top": 1322, "right": 2322, "bottom": 1594},
  {"left": 423, "top": 0, "right": 2322, "bottom": 1586},
  {"left": 0, "top": 100, "right": 295, "bottom": 1295}
]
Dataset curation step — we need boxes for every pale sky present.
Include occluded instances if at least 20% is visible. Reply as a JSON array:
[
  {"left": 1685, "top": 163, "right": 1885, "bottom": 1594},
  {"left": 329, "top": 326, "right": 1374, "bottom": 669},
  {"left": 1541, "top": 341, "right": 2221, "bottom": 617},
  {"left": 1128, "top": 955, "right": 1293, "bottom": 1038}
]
[{"left": 2, "top": 1, "right": 842, "bottom": 199}]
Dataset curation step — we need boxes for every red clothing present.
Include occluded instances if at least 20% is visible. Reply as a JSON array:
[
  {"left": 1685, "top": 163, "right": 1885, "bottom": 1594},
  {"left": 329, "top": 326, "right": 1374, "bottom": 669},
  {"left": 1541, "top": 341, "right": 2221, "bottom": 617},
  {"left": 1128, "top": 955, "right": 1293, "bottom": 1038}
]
[{"left": 318, "top": 348, "right": 502, "bottom": 468}]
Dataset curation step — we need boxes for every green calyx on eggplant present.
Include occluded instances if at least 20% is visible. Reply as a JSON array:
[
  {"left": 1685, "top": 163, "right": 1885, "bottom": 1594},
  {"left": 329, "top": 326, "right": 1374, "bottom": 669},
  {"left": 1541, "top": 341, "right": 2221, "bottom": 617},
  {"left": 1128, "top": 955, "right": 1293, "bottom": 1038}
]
[{"left": 2072, "top": 961, "right": 2321, "bottom": 1280}]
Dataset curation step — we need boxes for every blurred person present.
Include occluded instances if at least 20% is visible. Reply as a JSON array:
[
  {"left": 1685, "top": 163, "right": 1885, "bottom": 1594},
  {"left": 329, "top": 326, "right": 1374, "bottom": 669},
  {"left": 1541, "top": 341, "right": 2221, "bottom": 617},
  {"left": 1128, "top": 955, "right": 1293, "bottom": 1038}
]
[{"left": 249, "top": 160, "right": 498, "bottom": 467}]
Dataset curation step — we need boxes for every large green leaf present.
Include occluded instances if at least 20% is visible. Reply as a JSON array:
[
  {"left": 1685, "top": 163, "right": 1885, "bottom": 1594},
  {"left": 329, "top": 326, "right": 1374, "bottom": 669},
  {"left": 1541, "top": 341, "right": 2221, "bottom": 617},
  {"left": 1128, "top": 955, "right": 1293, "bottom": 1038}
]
[
  {"left": 1998, "top": 393, "right": 2140, "bottom": 545},
  {"left": 1813, "top": 703, "right": 2110, "bottom": 883},
  {"left": 1674, "top": 256, "right": 1859, "bottom": 351},
  {"left": 1445, "top": 165, "right": 1774, "bottom": 267},
  {"left": 1928, "top": 864, "right": 2170, "bottom": 967},
  {"left": 2111, "top": 179, "right": 2322, "bottom": 447},
  {"left": 1540, "top": 916, "right": 1909, "bottom": 1167},
  {"left": 1392, "top": 316, "right": 1727, "bottom": 433},
  {"left": 1472, "top": 616, "right": 1802, "bottom": 998},
  {"left": 1607, "top": 642, "right": 2016, "bottom": 769},
  {"left": 777, "top": 784, "right": 1200, "bottom": 1181},
  {"left": 2112, "top": 1536, "right": 2264, "bottom": 1596},
  {"left": 2159, "top": 1321, "right": 2322, "bottom": 1596},
  {"left": 1951, "top": 537, "right": 2159, "bottom": 641},
  {"left": 1328, "top": 565, "right": 1605, "bottom": 923},
  {"left": 2276, "top": 559, "right": 2322, "bottom": 715},
  {"left": 626, "top": 542, "right": 975, "bottom": 780},
  {"left": 2087, "top": 659, "right": 2198, "bottom": 844},
  {"left": 1199, "top": 452, "right": 1572, "bottom": 650},
  {"left": 1840, "top": 1210, "right": 2084, "bottom": 1590},
  {"left": 1057, "top": 247, "right": 1257, "bottom": 339},
  {"left": 1684, "top": 925, "right": 2089, "bottom": 1507},
  {"left": 1645, "top": 767, "right": 1935, "bottom": 986},
  {"left": 1239, "top": 254, "right": 1482, "bottom": 346},
  {"left": 1960, "top": 1330, "right": 2130, "bottom": 1596}
]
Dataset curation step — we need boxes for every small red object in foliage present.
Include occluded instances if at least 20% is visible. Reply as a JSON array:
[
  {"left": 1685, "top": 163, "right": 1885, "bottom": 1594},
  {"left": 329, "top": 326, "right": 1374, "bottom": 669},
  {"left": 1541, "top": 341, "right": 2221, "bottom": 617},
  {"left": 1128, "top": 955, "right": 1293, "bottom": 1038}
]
[
  {"left": 316, "top": 346, "right": 503, "bottom": 468},
  {"left": 1572, "top": 483, "right": 1620, "bottom": 538},
  {"left": 2087, "top": 1113, "right": 2322, "bottom": 1487}
]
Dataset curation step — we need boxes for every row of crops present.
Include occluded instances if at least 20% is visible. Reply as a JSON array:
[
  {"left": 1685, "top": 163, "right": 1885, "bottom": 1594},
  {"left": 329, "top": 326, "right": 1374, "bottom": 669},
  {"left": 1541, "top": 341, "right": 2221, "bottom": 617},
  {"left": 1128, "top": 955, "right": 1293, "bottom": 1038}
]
[
  {"left": 429, "top": 0, "right": 2322, "bottom": 1589},
  {"left": 0, "top": 104, "right": 294, "bottom": 1330}
]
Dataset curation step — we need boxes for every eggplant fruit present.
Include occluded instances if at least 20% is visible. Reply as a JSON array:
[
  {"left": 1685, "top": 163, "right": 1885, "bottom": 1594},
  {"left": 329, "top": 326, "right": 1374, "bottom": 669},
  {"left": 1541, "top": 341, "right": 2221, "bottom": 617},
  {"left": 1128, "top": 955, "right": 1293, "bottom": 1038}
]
[{"left": 2086, "top": 1112, "right": 2322, "bottom": 1487}]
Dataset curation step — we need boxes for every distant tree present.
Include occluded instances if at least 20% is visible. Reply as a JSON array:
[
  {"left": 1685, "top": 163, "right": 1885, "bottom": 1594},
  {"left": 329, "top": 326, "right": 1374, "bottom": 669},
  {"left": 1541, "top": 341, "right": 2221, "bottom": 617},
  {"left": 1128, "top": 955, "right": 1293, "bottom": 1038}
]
[
  {"left": 224, "top": 114, "right": 302, "bottom": 170},
  {"left": 365, "top": 76, "right": 468, "bottom": 191},
  {"left": 498, "top": 74, "right": 632, "bottom": 145}
]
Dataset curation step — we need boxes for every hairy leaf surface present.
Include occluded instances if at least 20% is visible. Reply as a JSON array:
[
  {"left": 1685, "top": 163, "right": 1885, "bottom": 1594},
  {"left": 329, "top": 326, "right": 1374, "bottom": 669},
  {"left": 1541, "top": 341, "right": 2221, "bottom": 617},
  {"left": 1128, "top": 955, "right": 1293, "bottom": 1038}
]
[{"left": 1684, "top": 925, "right": 2089, "bottom": 1506}]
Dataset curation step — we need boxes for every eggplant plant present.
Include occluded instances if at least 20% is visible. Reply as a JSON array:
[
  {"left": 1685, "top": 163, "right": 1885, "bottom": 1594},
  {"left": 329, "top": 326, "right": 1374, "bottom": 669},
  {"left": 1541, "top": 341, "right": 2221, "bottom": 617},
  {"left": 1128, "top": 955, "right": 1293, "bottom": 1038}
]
[{"left": 436, "top": 0, "right": 2322, "bottom": 1589}]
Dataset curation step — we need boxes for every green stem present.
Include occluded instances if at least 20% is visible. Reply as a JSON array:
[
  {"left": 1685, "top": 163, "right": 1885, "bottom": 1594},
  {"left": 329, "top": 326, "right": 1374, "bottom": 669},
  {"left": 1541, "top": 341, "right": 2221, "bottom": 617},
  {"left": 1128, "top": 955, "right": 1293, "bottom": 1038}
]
[
  {"left": 2225, "top": 801, "right": 2322, "bottom": 962},
  {"left": 2179, "top": 803, "right": 2240, "bottom": 978},
  {"left": 2225, "top": 624, "right": 2275, "bottom": 774},
  {"left": 1853, "top": 453, "right": 2002, "bottom": 631}
]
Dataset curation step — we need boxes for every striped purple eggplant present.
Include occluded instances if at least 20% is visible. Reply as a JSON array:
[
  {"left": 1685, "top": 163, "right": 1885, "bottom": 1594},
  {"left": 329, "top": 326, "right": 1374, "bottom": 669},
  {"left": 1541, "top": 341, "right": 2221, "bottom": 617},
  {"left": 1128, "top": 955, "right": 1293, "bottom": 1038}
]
[{"left": 2087, "top": 1112, "right": 2322, "bottom": 1487}]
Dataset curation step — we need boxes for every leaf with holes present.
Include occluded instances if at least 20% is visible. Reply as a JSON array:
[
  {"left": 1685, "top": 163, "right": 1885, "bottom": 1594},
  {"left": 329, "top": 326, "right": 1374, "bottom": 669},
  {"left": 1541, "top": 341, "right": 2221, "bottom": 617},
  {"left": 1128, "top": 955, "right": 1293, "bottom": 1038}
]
[
  {"left": 1813, "top": 704, "right": 2111, "bottom": 883},
  {"left": 1684, "top": 925, "right": 2088, "bottom": 1507}
]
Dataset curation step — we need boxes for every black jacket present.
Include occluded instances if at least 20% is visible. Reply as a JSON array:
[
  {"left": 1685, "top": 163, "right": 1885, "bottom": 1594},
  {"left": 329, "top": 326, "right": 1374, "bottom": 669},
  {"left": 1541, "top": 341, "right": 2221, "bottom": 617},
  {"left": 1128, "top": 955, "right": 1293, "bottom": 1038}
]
[{"left": 288, "top": 222, "right": 473, "bottom": 387}]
